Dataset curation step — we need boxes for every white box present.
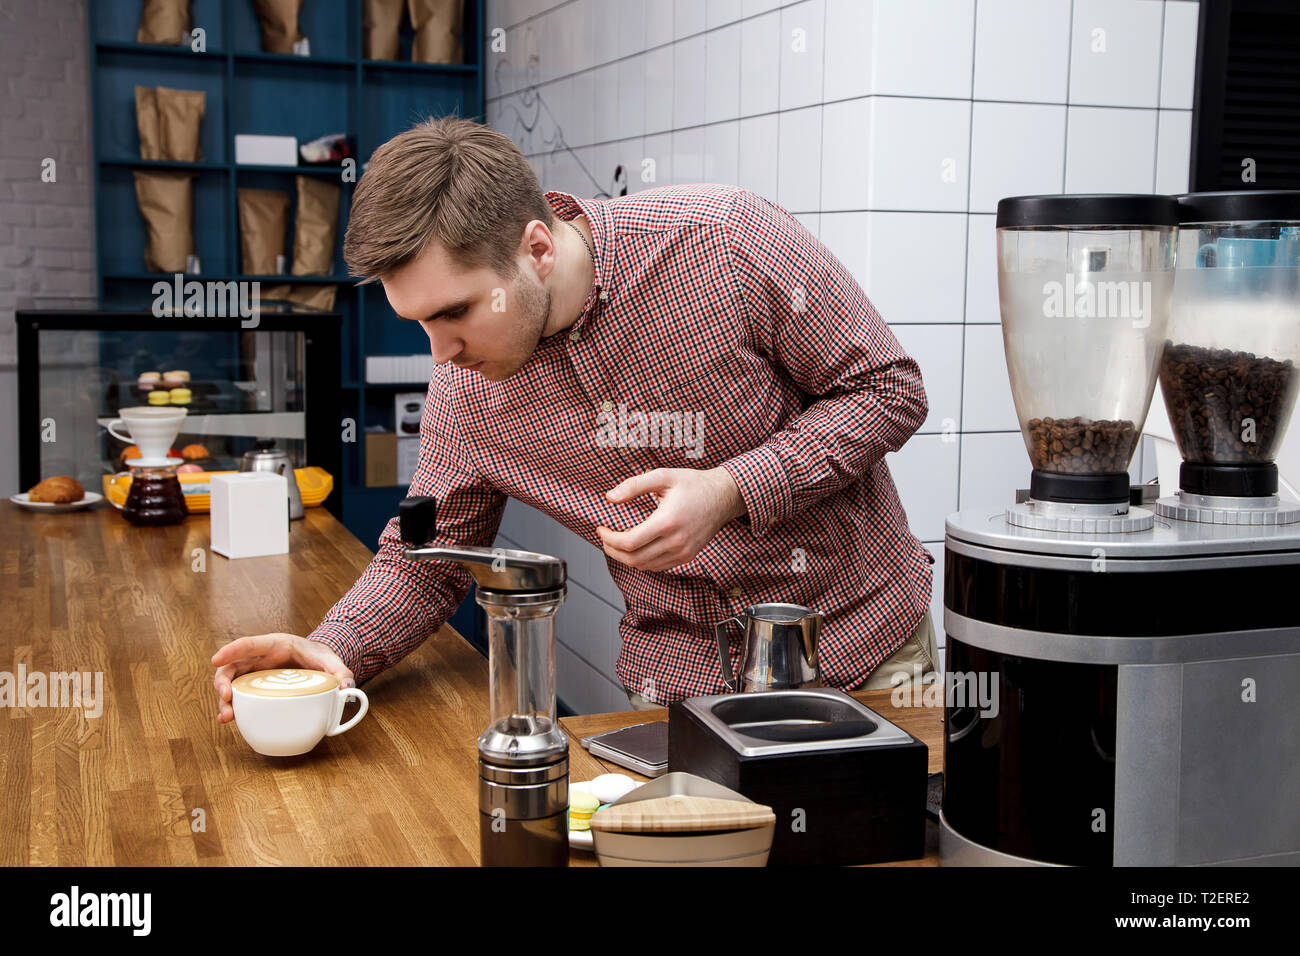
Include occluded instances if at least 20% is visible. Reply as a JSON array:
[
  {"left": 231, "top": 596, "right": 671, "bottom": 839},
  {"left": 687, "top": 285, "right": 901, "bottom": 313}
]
[
  {"left": 397, "top": 437, "right": 421, "bottom": 485},
  {"left": 210, "top": 473, "right": 290, "bottom": 559},
  {"left": 235, "top": 134, "right": 299, "bottom": 166}
]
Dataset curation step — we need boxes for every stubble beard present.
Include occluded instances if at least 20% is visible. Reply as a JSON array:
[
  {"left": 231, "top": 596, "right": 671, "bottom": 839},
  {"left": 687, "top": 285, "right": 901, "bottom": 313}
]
[{"left": 497, "top": 269, "right": 550, "bottom": 379}]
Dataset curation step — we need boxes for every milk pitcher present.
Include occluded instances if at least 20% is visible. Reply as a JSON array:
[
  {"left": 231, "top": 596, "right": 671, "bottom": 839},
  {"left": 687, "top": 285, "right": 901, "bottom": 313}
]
[{"left": 715, "top": 603, "right": 823, "bottom": 692}]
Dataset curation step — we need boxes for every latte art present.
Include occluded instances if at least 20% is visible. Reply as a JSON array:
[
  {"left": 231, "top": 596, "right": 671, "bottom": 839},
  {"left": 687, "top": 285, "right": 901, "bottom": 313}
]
[{"left": 232, "top": 668, "right": 339, "bottom": 698}]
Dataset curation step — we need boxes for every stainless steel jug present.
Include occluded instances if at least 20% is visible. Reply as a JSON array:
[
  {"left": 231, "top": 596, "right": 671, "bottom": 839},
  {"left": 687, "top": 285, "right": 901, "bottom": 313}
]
[
  {"left": 715, "top": 602, "right": 823, "bottom": 693},
  {"left": 240, "top": 439, "right": 303, "bottom": 520}
]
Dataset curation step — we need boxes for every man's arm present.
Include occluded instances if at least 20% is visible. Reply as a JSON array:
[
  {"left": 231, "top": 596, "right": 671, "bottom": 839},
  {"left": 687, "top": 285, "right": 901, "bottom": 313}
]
[
  {"left": 308, "top": 371, "right": 506, "bottom": 683},
  {"left": 719, "top": 189, "right": 928, "bottom": 536}
]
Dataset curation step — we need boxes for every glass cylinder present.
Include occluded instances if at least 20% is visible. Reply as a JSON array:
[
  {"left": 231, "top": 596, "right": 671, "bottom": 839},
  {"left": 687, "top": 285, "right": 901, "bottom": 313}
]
[{"left": 476, "top": 591, "right": 568, "bottom": 766}]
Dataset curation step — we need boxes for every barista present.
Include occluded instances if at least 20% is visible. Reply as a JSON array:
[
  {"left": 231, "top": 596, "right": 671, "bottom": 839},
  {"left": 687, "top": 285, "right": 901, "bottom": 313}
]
[{"left": 212, "top": 117, "right": 937, "bottom": 716}]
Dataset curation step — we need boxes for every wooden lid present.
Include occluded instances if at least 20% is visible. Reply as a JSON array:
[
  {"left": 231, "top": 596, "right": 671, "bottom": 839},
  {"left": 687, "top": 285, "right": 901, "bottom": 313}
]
[{"left": 589, "top": 794, "right": 776, "bottom": 833}]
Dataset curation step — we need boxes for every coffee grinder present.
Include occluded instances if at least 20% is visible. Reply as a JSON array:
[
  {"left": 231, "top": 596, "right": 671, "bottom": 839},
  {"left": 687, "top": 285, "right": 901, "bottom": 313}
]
[
  {"left": 399, "top": 496, "right": 570, "bottom": 867},
  {"left": 1154, "top": 190, "right": 1300, "bottom": 524},
  {"left": 942, "top": 194, "right": 1300, "bottom": 866}
]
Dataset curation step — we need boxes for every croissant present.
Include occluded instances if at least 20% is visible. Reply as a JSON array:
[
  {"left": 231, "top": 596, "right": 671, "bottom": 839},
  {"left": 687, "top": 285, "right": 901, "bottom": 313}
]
[{"left": 28, "top": 476, "right": 86, "bottom": 504}]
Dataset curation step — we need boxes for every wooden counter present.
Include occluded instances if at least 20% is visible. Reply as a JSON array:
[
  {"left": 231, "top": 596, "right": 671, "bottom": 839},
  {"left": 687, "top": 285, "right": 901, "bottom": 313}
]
[{"left": 1, "top": 502, "right": 940, "bottom": 866}]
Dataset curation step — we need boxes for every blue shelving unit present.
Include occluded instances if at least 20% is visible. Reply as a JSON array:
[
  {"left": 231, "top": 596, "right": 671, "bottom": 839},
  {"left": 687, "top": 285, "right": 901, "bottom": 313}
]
[{"left": 88, "top": 0, "right": 487, "bottom": 640}]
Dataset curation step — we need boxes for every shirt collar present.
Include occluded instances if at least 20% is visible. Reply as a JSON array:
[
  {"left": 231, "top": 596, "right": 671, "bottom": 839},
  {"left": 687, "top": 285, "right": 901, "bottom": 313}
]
[{"left": 545, "top": 190, "right": 613, "bottom": 336}]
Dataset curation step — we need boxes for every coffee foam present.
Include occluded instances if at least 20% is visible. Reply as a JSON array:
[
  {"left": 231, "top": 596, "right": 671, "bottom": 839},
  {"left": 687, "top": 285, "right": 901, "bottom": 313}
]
[{"left": 232, "top": 668, "right": 339, "bottom": 698}]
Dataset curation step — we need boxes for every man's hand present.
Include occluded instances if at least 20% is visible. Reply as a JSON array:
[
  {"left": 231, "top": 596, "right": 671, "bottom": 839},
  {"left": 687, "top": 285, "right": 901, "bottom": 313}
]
[
  {"left": 596, "top": 467, "right": 746, "bottom": 571},
  {"left": 210, "top": 633, "right": 354, "bottom": 724}
]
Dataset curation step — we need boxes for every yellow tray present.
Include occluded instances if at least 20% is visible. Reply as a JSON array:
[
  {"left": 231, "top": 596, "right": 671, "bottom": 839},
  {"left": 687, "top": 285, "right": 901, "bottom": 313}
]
[{"left": 102, "top": 467, "right": 333, "bottom": 514}]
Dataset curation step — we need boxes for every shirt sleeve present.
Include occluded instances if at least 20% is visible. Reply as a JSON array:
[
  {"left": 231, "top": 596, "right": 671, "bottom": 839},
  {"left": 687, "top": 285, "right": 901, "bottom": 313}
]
[
  {"left": 308, "top": 370, "right": 507, "bottom": 683},
  {"left": 718, "top": 189, "right": 929, "bottom": 537}
]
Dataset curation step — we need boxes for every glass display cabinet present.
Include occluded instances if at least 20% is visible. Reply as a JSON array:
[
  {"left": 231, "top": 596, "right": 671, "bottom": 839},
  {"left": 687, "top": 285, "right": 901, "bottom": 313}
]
[{"left": 17, "top": 307, "right": 342, "bottom": 520}]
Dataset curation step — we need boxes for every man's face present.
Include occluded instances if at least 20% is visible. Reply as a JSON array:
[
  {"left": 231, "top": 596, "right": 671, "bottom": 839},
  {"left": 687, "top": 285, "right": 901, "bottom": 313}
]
[{"left": 381, "top": 235, "right": 551, "bottom": 382}]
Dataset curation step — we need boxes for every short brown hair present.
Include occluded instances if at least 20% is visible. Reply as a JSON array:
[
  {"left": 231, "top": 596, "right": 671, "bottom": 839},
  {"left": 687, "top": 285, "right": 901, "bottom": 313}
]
[{"left": 343, "top": 116, "right": 553, "bottom": 281}]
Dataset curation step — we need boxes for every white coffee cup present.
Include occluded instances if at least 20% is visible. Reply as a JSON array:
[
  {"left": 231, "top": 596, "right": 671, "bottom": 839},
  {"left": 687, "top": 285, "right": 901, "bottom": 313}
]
[
  {"left": 106, "top": 406, "right": 188, "bottom": 465},
  {"left": 231, "top": 668, "right": 369, "bottom": 757}
]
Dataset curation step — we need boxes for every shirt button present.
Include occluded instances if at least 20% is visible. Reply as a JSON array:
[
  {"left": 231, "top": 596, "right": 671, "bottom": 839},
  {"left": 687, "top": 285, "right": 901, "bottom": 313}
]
[
  {"left": 728, "top": 586, "right": 743, "bottom": 598},
  {"left": 600, "top": 400, "right": 614, "bottom": 412},
  {"left": 599, "top": 291, "right": 609, "bottom": 302},
  {"left": 569, "top": 330, "right": 581, "bottom": 342}
]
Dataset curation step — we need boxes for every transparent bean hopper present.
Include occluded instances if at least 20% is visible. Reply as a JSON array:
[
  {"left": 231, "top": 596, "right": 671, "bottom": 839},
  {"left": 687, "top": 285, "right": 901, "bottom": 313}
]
[
  {"left": 997, "top": 194, "right": 1179, "bottom": 532},
  {"left": 1154, "top": 190, "right": 1300, "bottom": 524},
  {"left": 398, "top": 496, "right": 569, "bottom": 867}
]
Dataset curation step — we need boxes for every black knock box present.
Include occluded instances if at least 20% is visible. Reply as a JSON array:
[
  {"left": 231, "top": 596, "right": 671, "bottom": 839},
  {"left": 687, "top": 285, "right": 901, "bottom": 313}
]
[{"left": 668, "top": 688, "right": 928, "bottom": 866}]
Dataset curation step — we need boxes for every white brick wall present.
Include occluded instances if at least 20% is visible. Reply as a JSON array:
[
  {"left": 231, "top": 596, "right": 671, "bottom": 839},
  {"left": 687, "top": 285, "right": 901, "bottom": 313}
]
[{"left": 0, "top": 0, "right": 98, "bottom": 496}]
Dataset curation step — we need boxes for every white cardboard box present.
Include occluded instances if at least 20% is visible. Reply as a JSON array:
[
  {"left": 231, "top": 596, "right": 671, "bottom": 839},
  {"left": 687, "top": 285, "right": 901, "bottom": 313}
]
[
  {"left": 210, "top": 472, "right": 290, "bottom": 558},
  {"left": 397, "top": 436, "right": 421, "bottom": 485},
  {"left": 235, "top": 134, "right": 299, "bottom": 166}
]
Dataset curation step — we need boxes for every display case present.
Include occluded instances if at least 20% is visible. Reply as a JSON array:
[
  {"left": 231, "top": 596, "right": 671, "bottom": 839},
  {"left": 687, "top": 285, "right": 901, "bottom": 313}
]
[{"left": 17, "top": 308, "right": 342, "bottom": 521}]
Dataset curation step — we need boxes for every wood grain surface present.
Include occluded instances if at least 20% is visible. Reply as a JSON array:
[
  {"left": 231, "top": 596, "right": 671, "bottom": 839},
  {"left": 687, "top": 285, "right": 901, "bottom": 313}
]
[
  {"left": 589, "top": 795, "right": 777, "bottom": 832},
  {"left": 2, "top": 502, "right": 942, "bottom": 867}
]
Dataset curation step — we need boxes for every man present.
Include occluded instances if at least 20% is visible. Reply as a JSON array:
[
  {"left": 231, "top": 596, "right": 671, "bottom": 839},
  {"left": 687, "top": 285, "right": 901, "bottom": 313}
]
[{"left": 212, "top": 117, "right": 936, "bottom": 720}]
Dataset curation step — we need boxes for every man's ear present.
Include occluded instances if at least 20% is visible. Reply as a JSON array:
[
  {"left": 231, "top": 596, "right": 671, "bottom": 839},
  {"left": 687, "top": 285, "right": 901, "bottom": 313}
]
[{"left": 520, "top": 219, "right": 557, "bottom": 279}]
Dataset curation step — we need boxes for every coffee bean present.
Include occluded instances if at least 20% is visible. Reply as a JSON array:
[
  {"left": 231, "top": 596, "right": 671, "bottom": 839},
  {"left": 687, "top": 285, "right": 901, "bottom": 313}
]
[
  {"left": 1027, "top": 416, "right": 1137, "bottom": 473},
  {"left": 1159, "top": 341, "right": 1297, "bottom": 463}
]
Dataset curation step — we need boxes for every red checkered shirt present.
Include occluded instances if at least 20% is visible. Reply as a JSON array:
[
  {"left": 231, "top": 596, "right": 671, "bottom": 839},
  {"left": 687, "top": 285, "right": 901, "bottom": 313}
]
[{"left": 310, "top": 184, "right": 933, "bottom": 703}]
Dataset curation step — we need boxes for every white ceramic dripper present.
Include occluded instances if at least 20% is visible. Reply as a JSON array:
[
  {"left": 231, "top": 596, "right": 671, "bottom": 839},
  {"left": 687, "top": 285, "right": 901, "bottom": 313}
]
[{"left": 106, "top": 407, "right": 188, "bottom": 466}]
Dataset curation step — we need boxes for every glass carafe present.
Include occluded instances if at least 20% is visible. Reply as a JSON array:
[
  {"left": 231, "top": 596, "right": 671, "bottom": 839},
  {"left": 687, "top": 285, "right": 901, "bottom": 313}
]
[{"left": 122, "top": 461, "right": 189, "bottom": 526}]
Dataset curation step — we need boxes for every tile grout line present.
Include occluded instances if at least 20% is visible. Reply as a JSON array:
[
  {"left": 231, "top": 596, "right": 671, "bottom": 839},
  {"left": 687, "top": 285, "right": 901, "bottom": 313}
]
[{"left": 955, "top": 0, "right": 980, "bottom": 514}]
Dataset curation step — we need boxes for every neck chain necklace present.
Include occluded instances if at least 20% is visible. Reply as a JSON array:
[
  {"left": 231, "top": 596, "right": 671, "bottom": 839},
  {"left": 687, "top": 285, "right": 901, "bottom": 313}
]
[{"left": 567, "top": 219, "right": 595, "bottom": 268}]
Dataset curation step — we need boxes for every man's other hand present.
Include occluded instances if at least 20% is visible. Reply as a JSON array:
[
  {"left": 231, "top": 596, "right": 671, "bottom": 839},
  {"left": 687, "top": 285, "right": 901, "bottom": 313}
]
[{"left": 596, "top": 467, "right": 746, "bottom": 571}]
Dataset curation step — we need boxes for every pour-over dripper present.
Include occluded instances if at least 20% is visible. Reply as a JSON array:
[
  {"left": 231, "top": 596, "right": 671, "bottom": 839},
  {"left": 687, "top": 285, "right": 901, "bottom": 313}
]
[
  {"left": 997, "top": 194, "right": 1179, "bottom": 531},
  {"left": 107, "top": 406, "right": 187, "bottom": 466}
]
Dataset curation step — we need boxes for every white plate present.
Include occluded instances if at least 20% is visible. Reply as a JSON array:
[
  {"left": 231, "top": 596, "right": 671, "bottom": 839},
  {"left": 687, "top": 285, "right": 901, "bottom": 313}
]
[
  {"left": 10, "top": 491, "right": 104, "bottom": 514},
  {"left": 569, "top": 828, "right": 594, "bottom": 850}
]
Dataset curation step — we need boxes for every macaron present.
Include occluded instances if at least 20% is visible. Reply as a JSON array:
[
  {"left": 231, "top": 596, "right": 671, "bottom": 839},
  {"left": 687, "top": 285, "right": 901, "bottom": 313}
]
[
  {"left": 569, "top": 791, "right": 600, "bottom": 832},
  {"left": 168, "top": 387, "right": 191, "bottom": 405},
  {"left": 137, "top": 372, "right": 160, "bottom": 391},
  {"left": 162, "top": 370, "right": 190, "bottom": 387},
  {"left": 589, "top": 773, "right": 640, "bottom": 805},
  {"left": 147, "top": 390, "right": 170, "bottom": 405}
]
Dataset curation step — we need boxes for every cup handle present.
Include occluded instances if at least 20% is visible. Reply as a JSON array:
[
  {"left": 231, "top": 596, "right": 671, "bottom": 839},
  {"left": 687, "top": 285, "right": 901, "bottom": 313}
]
[
  {"left": 714, "top": 616, "right": 743, "bottom": 692},
  {"left": 327, "top": 687, "right": 369, "bottom": 736},
  {"left": 106, "top": 419, "right": 131, "bottom": 444}
]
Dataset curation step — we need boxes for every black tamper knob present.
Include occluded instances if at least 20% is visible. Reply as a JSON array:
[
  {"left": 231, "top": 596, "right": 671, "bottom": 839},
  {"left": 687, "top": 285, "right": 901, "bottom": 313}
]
[{"left": 399, "top": 496, "right": 438, "bottom": 545}]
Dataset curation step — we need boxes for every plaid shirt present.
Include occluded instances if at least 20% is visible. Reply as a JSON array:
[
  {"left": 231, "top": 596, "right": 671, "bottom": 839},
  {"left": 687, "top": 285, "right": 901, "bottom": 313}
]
[{"left": 310, "top": 184, "right": 933, "bottom": 703}]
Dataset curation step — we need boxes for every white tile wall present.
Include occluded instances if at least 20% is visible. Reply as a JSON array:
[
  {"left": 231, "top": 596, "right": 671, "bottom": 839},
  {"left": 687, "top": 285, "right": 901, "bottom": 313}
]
[
  {"left": 961, "top": 324, "right": 1019, "bottom": 432},
  {"left": 887, "top": 434, "right": 960, "bottom": 541},
  {"left": 862, "top": 212, "right": 968, "bottom": 324},
  {"left": 1068, "top": 0, "right": 1165, "bottom": 108},
  {"left": 870, "top": 0, "right": 976, "bottom": 99},
  {"left": 965, "top": 213, "right": 1000, "bottom": 324},
  {"left": 968, "top": 102, "right": 1067, "bottom": 214},
  {"left": 484, "top": 0, "right": 1199, "bottom": 713},
  {"left": 972, "top": 0, "right": 1071, "bottom": 103},
  {"left": 891, "top": 324, "right": 964, "bottom": 434},
  {"left": 779, "top": 0, "right": 826, "bottom": 111},
  {"left": 1155, "top": 109, "right": 1194, "bottom": 194},
  {"left": 777, "top": 106, "right": 823, "bottom": 211},
  {"left": 1064, "top": 106, "right": 1159, "bottom": 193},
  {"left": 866, "top": 97, "right": 971, "bottom": 212}
]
